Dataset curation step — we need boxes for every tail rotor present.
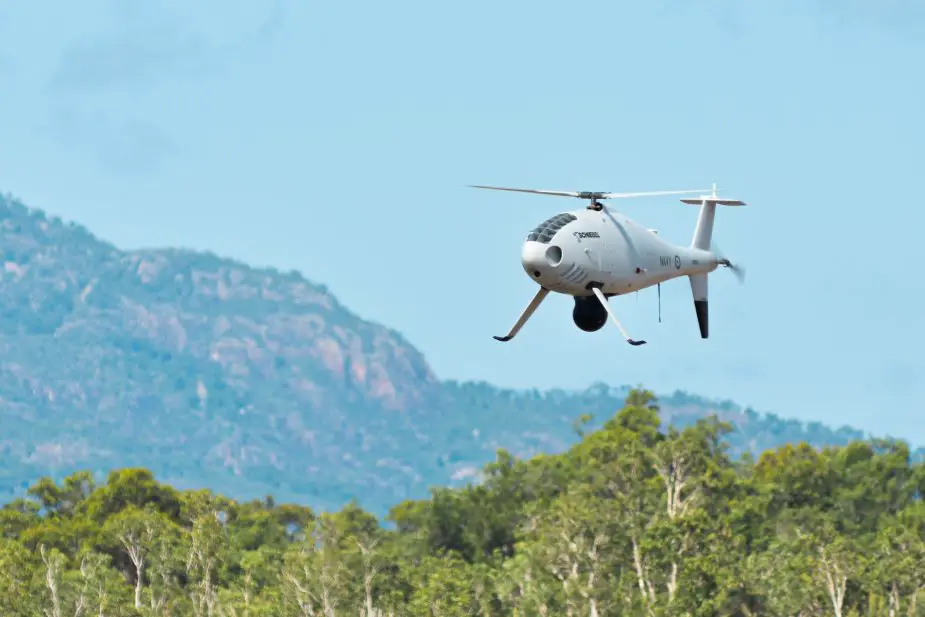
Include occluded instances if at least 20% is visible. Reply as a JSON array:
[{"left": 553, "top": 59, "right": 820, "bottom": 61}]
[{"left": 713, "top": 243, "right": 746, "bottom": 283}]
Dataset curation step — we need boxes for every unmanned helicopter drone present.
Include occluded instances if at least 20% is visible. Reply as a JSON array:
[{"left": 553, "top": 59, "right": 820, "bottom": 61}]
[{"left": 470, "top": 183, "right": 746, "bottom": 346}]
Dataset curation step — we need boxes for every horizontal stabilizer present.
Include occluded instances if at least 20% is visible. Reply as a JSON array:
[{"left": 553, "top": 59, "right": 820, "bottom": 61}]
[{"left": 680, "top": 183, "right": 746, "bottom": 207}]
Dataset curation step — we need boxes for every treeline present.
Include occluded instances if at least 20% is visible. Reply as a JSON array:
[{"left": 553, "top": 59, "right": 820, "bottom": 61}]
[{"left": 1, "top": 389, "right": 924, "bottom": 616}]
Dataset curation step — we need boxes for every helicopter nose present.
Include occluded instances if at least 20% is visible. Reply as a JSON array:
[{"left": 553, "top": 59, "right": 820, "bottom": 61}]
[{"left": 521, "top": 241, "right": 564, "bottom": 280}]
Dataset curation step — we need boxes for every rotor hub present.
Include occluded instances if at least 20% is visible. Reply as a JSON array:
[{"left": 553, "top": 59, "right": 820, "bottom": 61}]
[
  {"left": 577, "top": 191, "right": 607, "bottom": 200},
  {"left": 578, "top": 192, "right": 607, "bottom": 210}
]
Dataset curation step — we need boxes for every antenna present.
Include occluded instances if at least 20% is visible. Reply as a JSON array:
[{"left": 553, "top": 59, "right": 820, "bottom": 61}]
[{"left": 658, "top": 283, "right": 661, "bottom": 323}]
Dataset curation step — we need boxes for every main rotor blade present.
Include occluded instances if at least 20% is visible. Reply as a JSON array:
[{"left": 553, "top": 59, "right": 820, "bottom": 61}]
[
  {"left": 469, "top": 185, "right": 711, "bottom": 200},
  {"left": 599, "top": 188, "right": 711, "bottom": 199},
  {"left": 469, "top": 185, "right": 583, "bottom": 198}
]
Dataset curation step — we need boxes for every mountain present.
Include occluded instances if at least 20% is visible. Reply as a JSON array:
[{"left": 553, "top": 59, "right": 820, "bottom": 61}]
[{"left": 0, "top": 191, "right": 917, "bottom": 515}]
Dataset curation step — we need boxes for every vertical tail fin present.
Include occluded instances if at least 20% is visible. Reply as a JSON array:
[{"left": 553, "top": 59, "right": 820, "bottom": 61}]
[
  {"left": 681, "top": 183, "right": 745, "bottom": 249},
  {"left": 680, "top": 185, "right": 746, "bottom": 338},
  {"left": 690, "top": 201, "right": 717, "bottom": 250}
]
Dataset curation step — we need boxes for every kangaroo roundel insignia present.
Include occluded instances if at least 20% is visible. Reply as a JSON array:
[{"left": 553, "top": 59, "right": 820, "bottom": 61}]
[{"left": 674, "top": 255, "right": 681, "bottom": 270}]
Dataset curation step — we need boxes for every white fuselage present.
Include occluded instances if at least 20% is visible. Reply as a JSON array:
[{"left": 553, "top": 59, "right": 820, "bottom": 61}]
[{"left": 520, "top": 207, "right": 718, "bottom": 296}]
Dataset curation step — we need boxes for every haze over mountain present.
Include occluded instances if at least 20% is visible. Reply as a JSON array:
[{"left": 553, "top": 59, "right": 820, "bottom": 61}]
[{"left": 0, "top": 191, "right": 919, "bottom": 515}]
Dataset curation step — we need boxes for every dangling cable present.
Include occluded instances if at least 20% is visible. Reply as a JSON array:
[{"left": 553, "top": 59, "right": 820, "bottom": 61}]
[{"left": 658, "top": 283, "right": 661, "bottom": 323}]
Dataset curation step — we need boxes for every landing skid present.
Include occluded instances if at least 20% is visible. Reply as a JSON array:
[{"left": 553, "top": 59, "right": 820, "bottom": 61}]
[
  {"left": 493, "top": 286, "right": 550, "bottom": 342},
  {"left": 590, "top": 287, "right": 646, "bottom": 346}
]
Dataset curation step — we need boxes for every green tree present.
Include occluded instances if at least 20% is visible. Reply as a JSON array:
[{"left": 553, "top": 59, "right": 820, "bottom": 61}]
[
  {"left": 102, "top": 504, "right": 171, "bottom": 609},
  {"left": 0, "top": 387, "right": 922, "bottom": 617}
]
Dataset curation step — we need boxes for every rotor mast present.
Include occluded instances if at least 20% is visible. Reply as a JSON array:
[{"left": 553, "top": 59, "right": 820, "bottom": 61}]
[{"left": 576, "top": 192, "right": 607, "bottom": 211}]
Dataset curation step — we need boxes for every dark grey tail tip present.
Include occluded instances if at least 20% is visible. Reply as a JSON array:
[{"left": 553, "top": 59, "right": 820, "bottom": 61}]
[
  {"left": 628, "top": 339, "right": 647, "bottom": 346},
  {"left": 694, "top": 299, "right": 709, "bottom": 339},
  {"left": 493, "top": 335, "right": 512, "bottom": 342}
]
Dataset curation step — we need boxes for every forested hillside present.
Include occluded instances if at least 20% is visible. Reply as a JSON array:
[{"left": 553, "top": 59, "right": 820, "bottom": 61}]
[
  {"left": 2, "top": 390, "right": 923, "bottom": 617},
  {"left": 0, "top": 190, "right": 917, "bottom": 516}
]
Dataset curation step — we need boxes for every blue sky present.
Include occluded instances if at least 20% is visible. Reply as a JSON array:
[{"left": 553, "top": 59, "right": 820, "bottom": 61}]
[{"left": 0, "top": 1, "right": 923, "bottom": 441}]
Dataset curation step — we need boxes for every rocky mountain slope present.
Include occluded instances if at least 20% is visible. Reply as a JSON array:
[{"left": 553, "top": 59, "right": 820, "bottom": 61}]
[{"left": 0, "top": 191, "right": 915, "bottom": 515}]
